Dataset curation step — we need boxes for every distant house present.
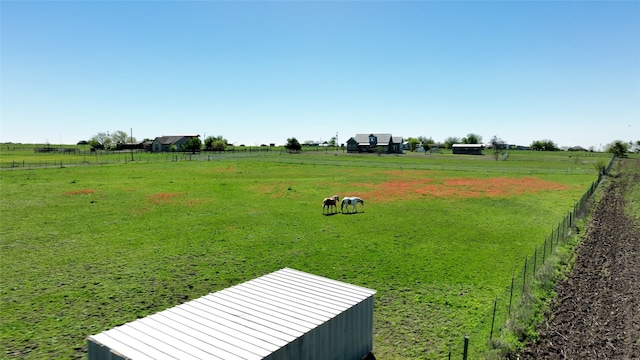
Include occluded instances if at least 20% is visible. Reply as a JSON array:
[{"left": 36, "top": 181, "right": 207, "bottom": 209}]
[
  {"left": 151, "top": 135, "right": 200, "bottom": 152},
  {"left": 452, "top": 143, "right": 484, "bottom": 155},
  {"left": 346, "top": 133, "right": 404, "bottom": 154}
]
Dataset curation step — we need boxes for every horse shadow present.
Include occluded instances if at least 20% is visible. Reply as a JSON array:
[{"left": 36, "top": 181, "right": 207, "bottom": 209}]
[
  {"left": 323, "top": 212, "right": 339, "bottom": 216},
  {"left": 341, "top": 211, "right": 364, "bottom": 215}
]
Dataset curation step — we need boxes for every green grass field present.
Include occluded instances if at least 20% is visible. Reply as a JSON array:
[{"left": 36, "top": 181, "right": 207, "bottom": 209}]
[{"left": 0, "top": 148, "right": 609, "bottom": 359}]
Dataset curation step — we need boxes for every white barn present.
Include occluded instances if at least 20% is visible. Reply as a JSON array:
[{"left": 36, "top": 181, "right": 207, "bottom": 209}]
[{"left": 87, "top": 268, "right": 376, "bottom": 360}]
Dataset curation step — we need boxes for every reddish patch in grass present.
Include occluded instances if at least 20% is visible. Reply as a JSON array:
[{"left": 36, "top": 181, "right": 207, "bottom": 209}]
[
  {"left": 356, "top": 177, "right": 569, "bottom": 202},
  {"left": 379, "top": 170, "right": 439, "bottom": 178},
  {"left": 185, "top": 199, "right": 206, "bottom": 206},
  {"left": 63, "top": 189, "right": 95, "bottom": 196},
  {"left": 148, "top": 192, "right": 179, "bottom": 204}
]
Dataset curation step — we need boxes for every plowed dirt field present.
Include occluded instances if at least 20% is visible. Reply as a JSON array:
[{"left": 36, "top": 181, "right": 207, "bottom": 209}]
[{"left": 519, "top": 159, "right": 640, "bottom": 359}]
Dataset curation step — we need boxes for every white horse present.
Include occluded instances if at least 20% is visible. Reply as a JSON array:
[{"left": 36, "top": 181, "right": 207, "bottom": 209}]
[
  {"left": 322, "top": 195, "right": 340, "bottom": 214},
  {"left": 341, "top": 196, "right": 364, "bottom": 213}
]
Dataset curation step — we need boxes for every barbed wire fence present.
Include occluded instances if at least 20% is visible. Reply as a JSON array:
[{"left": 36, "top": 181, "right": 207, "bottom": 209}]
[{"left": 452, "top": 155, "right": 615, "bottom": 359}]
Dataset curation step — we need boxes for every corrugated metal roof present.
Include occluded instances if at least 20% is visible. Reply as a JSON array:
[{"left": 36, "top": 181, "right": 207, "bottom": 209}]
[
  {"left": 88, "top": 268, "right": 376, "bottom": 360},
  {"left": 452, "top": 143, "right": 484, "bottom": 148}
]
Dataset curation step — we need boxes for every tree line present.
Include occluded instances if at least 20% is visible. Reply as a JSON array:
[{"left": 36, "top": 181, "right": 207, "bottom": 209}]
[{"left": 84, "top": 130, "right": 639, "bottom": 157}]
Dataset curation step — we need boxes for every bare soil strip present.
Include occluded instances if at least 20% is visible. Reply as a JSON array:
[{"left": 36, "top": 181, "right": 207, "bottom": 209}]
[{"left": 519, "top": 160, "right": 640, "bottom": 359}]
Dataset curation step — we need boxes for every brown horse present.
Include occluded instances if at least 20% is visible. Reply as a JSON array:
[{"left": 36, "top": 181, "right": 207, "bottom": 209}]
[{"left": 322, "top": 195, "right": 340, "bottom": 214}]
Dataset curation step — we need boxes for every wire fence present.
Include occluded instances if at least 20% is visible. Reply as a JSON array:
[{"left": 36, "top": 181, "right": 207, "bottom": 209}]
[
  {"left": 451, "top": 155, "right": 615, "bottom": 359},
  {"left": 1, "top": 148, "right": 278, "bottom": 169},
  {"left": 2, "top": 149, "right": 607, "bottom": 176}
]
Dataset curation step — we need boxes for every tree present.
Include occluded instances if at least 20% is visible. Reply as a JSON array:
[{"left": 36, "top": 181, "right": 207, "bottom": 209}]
[
  {"left": 329, "top": 136, "right": 337, "bottom": 147},
  {"left": 285, "top": 137, "right": 301, "bottom": 153},
  {"left": 205, "top": 135, "right": 227, "bottom": 150},
  {"left": 462, "top": 133, "right": 482, "bottom": 144},
  {"left": 417, "top": 136, "right": 434, "bottom": 145},
  {"left": 531, "top": 139, "right": 559, "bottom": 151},
  {"left": 183, "top": 137, "right": 202, "bottom": 153},
  {"left": 204, "top": 136, "right": 214, "bottom": 150},
  {"left": 606, "top": 140, "right": 628, "bottom": 158},
  {"left": 444, "top": 137, "right": 460, "bottom": 149},
  {"left": 90, "top": 130, "right": 137, "bottom": 149},
  {"left": 87, "top": 139, "right": 100, "bottom": 148},
  {"left": 111, "top": 130, "right": 130, "bottom": 144},
  {"left": 593, "top": 159, "right": 607, "bottom": 175},
  {"left": 489, "top": 136, "right": 507, "bottom": 161},
  {"left": 211, "top": 140, "right": 226, "bottom": 151},
  {"left": 91, "top": 132, "right": 110, "bottom": 147},
  {"left": 406, "top": 137, "right": 421, "bottom": 151}
]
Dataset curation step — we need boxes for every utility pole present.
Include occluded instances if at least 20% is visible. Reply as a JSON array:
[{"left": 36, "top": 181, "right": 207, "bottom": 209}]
[{"left": 130, "top": 128, "right": 134, "bottom": 161}]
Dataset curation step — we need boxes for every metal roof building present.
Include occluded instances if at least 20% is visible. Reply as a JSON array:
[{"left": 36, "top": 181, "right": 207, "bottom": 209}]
[
  {"left": 87, "top": 268, "right": 376, "bottom": 360},
  {"left": 346, "top": 133, "right": 404, "bottom": 154},
  {"left": 452, "top": 143, "right": 484, "bottom": 155}
]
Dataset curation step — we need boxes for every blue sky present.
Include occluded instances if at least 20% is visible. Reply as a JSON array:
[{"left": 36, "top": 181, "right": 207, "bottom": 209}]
[{"left": 1, "top": 1, "right": 639, "bottom": 149}]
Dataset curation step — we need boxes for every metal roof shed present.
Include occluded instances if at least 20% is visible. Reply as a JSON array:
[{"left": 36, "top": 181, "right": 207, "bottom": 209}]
[
  {"left": 452, "top": 143, "right": 484, "bottom": 155},
  {"left": 87, "top": 268, "right": 376, "bottom": 360}
]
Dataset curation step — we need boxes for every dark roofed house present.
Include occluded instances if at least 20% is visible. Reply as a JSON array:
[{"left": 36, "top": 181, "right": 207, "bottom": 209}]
[
  {"left": 151, "top": 135, "right": 199, "bottom": 152},
  {"left": 346, "top": 133, "right": 404, "bottom": 154}
]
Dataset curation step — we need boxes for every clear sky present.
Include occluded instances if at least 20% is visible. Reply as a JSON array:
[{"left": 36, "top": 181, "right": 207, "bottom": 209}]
[{"left": 1, "top": 1, "right": 639, "bottom": 149}]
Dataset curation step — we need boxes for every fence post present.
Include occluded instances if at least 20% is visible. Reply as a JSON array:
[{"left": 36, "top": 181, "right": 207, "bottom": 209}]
[
  {"left": 557, "top": 224, "right": 561, "bottom": 243},
  {"left": 533, "top": 246, "right": 537, "bottom": 277},
  {"left": 569, "top": 211, "right": 573, "bottom": 228},
  {"left": 508, "top": 273, "right": 514, "bottom": 315},
  {"left": 522, "top": 255, "right": 528, "bottom": 294},
  {"left": 463, "top": 336, "right": 469, "bottom": 360},
  {"left": 490, "top": 296, "right": 497, "bottom": 342}
]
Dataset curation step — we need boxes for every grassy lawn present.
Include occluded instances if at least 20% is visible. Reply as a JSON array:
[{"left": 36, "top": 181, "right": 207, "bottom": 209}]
[{"left": 0, "top": 149, "right": 607, "bottom": 359}]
